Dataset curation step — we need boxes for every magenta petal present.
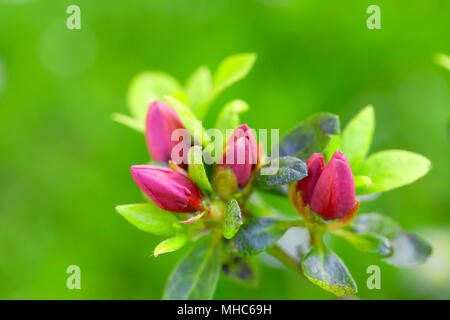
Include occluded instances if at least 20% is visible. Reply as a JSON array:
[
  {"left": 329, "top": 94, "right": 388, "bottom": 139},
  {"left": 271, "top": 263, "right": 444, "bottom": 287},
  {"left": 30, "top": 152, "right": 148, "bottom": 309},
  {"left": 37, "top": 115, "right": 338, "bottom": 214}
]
[
  {"left": 145, "top": 101, "right": 184, "bottom": 162},
  {"left": 221, "top": 124, "right": 258, "bottom": 188},
  {"left": 225, "top": 137, "right": 252, "bottom": 188},
  {"left": 310, "top": 151, "right": 355, "bottom": 219},
  {"left": 130, "top": 165, "right": 203, "bottom": 213},
  {"left": 297, "top": 153, "right": 325, "bottom": 205},
  {"left": 226, "top": 124, "right": 258, "bottom": 166}
]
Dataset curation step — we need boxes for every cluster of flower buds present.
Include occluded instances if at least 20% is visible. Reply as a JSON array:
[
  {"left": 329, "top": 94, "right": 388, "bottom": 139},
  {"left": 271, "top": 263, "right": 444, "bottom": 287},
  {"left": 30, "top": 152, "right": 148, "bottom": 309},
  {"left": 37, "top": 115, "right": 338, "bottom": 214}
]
[
  {"left": 292, "top": 151, "right": 358, "bottom": 220},
  {"left": 131, "top": 99, "right": 358, "bottom": 222},
  {"left": 130, "top": 100, "right": 259, "bottom": 215}
]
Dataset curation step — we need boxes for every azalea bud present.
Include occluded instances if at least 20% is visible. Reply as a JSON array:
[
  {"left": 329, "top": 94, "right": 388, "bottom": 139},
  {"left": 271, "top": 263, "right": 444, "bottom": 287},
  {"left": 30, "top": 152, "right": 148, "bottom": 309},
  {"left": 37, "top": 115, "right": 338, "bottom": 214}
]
[
  {"left": 297, "top": 153, "right": 326, "bottom": 205},
  {"left": 297, "top": 151, "right": 356, "bottom": 220},
  {"left": 145, "top": 100, "right": 186, "bottom": 162},
  {"left": 213, "top": 166, "right": 239, "bottom": 201},
  {"left": 131, "top": 165, "right": 204, "bottom": 213},
  {"left": 220, "top": 124, "right": 258, "bottom": 188}
]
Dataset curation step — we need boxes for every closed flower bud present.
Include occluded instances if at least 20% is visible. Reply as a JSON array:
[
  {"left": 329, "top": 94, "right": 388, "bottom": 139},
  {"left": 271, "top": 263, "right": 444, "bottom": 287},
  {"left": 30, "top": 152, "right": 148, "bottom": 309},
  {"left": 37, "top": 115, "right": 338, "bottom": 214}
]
[
  {"left": 297, "top": 151, "right": 356, "bottom": 220},
  {"left": 220, "top": 124, "right": 258, "bottom": 188},
  {"left": 146, "top": 100, "right": 186, "bottom": 162},
  {"left": 297, "top": 153, "right": 326, "bottom": 205},
  {"left": 131, "top": 165, "right": 204, "bottom": 213}
]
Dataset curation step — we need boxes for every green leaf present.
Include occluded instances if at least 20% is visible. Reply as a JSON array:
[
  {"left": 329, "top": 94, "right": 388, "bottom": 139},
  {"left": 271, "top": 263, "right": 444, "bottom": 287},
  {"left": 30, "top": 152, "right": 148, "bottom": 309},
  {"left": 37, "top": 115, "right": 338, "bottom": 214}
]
[
  {"left": 213, "top": 53, "right": 257, "bottom": 95},
  {"left": 356, "top": 150, "right": 431, "bottom": 194},
  {"left": 115, "top": 203, "right": 179, "bottom": 236},
  {"left": 324, "top": 134, "right": 340, "bottom": 162},
  {"left": 383, "top": 233, "right": 432, "bottom": 268},
  {"left": 279, "top": 113, "right": 340, "bottom": 160},
  {"left": 127, "top": 71, "right": 182, "bottom": 122},
  {"left": 163, "top": 237, "right": 221, "bottom": 300},
  {"left": 302, "top": 244, "right": 357, "bottom": 296},
  {"left": 341, "top": 105, "right": 375, "bottom": 164},
  {"left": 154, "top": 235, "right": 188, "bottom": 257},
  {"left": 185, "top": 66, "right": 213, "bottom": 119},
  {"left": 215, "top": 100, "right": 250, "bottom": 136},
  {"left": 222, "top": 199, "right": 243, "bottom": 239},
  {"left": 246, "top": 192, "right": 285, "bottom": 217},
  {"left": 164, "top": 95, "right": 211, "bottom": 147},
  {"left": 254, "top": 156, "right": 307, "bottom": 189},
  {"left": 351, "top": 212, "right": 401, "bottom": 237},
  {"left": 230, "top": 218, "right": 288, "bottom": 256},
  {"left": 187, "top": 146, "right": 212, "bottom": 194},
  {"left": 111, "top": 113, "right": 145, "bottom": 133},
  {"left": 171, "top": 91, "right": 189, "bottom": 105},
  {"left": 222, "top": 256, "right": 259, "bottom": 287},
  {"left": 254, "top": 184, "right": 289, "bottom": 197},
  {"left": 333, "top": 229, "right": 393, "bottom": 257},
  {"left": 351, "top": 213, "right": 432, "bottom": 267},
  {"left": 354, "top": 175, "right": 372, "bottom": 189}
]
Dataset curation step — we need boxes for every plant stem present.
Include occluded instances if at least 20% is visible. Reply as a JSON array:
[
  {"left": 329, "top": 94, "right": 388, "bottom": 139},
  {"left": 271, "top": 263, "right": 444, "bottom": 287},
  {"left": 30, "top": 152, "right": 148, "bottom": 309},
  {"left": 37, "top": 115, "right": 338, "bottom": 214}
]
[{"left": 266, "top": 245, "right": 305, "bottom": 278}]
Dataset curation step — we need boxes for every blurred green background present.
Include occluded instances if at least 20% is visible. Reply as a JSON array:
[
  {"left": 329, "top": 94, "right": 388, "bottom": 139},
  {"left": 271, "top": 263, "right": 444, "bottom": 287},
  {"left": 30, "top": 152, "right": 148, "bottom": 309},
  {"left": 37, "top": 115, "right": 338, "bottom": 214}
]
[{"left": 0, "top": 0, "right": 449, "bottom": 299}]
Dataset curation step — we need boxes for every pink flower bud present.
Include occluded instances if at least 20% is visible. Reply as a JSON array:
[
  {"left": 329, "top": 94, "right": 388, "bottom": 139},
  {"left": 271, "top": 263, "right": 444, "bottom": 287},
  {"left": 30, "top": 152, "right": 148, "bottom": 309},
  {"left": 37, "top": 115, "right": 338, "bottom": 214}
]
[
  {"left": 145, "top": 100, "right": 185, "bottom": 162},
  {"left": 297, "top": 153, "right": 326, "bottom": 205},
  {"left": 220, "top": 124, "right": 258, "bottom": 188},
  {"left": 131, "top": 165, "right": 204, "bottom": 213},
  {"left": 297, "top": 151, "right": 356, "bottom": 220}
]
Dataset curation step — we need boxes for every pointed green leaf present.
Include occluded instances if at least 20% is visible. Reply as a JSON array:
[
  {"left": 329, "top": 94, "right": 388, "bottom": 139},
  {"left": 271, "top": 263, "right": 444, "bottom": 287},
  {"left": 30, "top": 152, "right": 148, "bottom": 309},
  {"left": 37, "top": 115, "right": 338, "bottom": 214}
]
[
  {"left": 324, "top": 134, "right": 340, "bottom": 162},
  {"left": 215, "top": 100, "right": 250, "bottom": 136},
  {"left": 351, "top": 213, "right": 432, "bottom": 267},
  {"left": 127, "top": 71, "right": 182, "bottom": 122},
  {"left": 164, "top": 95, "right": 211, "bottom": 147},
  {"left": 254, "top": 156, "right": 308, "bottom": 189},
  {"left": 186, "top": 66, "right": 213, "bottom": 118},
  {"left": 351, "top": 212, "right": 401, "bottom": 238},
  {"left": 163, "top": 237, "right": 221, "bottom": 300},
  {"left": 222, "top": 199, "right": 243, "bottom": 240},
  {"left": 222, "top": 256, "right": 259, "bottom": 287},
  {"left": 111, "top": 113, "right": 145, "bottom": 133},
  {"left": 188, "top": 146, "right": 212, "bottom": 194},
  {"left": 230, "top": 218, "right": 289, "bottom": 256},
  {"left": 302, "top": 244, "right": 357, "bottom": 296},
  {"left": 341, "top": 105, "right": 375, "bottom": 163},
  {"left": 356, "top": 150, "right": 431, "bottom": 194},
  {"left": 171, "top": 91, "right": 189, "bottom": 105},
  {"left": 354, "top": 175, "right": 372, "bottom": 189},
  {"left": 279, "top": 113, "right": 340, "bottom": 160},
  {"left": 154, "top": 235, "right": 188, "bottom": 257},
  {"left": 213, "top": 53, "right": 257, "bottom": 95},
  {"left": 115, "top": 203, "right": 179, "bottom": 236},
  {"left": 332, "top": 229, "right": 393, "bottom": 257},
  {"left": 383, "top": 233, "right": 432, "bottom": 268}
]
